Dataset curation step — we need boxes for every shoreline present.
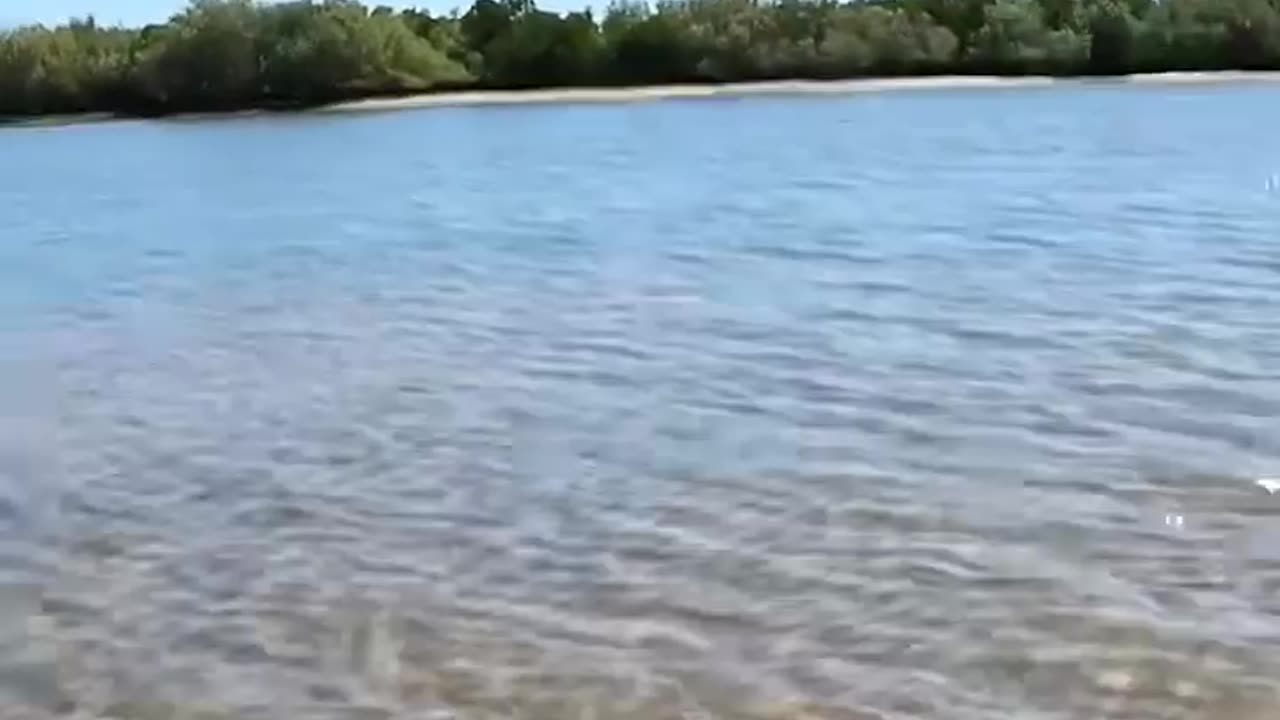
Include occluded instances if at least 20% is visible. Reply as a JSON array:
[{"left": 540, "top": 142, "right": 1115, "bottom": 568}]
[
  {"left": 6, "top": 71, "right": 1280, "bottom": 128},
  {"left": 316, "top": 71, "right": 1280, "bottom": 114}
]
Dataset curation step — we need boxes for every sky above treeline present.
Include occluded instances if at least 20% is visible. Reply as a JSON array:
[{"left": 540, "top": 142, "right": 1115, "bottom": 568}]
[
  {"left": 2, "top": 0, "right": 579, "bottom": 27},
  {"left": 2, "top": 0, "right": 185, "bottom": 26}
]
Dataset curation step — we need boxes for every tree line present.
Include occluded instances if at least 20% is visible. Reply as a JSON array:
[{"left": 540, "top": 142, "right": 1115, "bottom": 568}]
[{"left": 2, "top": 0, "right": 1280, "bottom": 117}]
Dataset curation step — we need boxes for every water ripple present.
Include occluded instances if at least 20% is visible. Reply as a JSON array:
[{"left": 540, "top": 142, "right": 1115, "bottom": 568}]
[{"left": 1, "top": 83, "right": 1279, "bottom": 719}]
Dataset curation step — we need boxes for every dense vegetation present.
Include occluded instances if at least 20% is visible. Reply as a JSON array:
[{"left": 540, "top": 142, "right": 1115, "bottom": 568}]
[{"left": 3, "top": 0, "right": 1280, "bottom": 117}]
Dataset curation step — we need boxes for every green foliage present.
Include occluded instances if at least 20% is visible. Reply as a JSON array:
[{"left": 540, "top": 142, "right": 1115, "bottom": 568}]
[
  {"left": 1, "top": 0, "right": 469, "bottom": 115},
  {"left": 255, "top": 1, "right": 467, "bottom": 102},
  {"left": 476, "top": 7, "right": 606, "bottom": 86},
  {"left": 1087, "top": 0, "right": 1138, "bottom": 72},
  {"left": 911, "top": 0, "right": 989, "bottom": 51},
  {"left": 0, "top": 20, "right": 135, "bottom": 114},
  {"left": 810, "top": 6, "right": 958, "bottom": 75},
  {"left": 972, "top": 0, "right": 1051, "bottom": 69},
  {"left": 128, "top": 0, "right": 261, "bottom": 107},
  {"left": 2, "top": 0, "right": 1280, "bottom": 118},
  {"left": 603, "top": 5, "right": 702, "bottom": 82}
]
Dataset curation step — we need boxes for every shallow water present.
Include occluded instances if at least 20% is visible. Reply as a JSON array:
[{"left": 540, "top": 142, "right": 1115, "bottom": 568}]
[{"left": 2, "top": 82, "right": 1280, "bottom": 720}]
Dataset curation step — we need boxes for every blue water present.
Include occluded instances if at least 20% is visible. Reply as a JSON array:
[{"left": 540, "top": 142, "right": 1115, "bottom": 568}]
[{"left": 2, "top": 81, "right": 1280, "bottom": 720}]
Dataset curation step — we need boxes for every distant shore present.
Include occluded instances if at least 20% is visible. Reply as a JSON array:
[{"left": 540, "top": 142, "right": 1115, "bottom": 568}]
[
  {"left": 318, "top": 72, "right": 1280, "bottom": 115},
  {"left": 6, "top": 71, "right": 1280, "bottom": 129}
]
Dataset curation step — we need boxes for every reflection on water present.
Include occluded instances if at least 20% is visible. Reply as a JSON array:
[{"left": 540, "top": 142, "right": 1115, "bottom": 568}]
[{"left": 2, "top": 82, "right": 1280, "bottom": 719}]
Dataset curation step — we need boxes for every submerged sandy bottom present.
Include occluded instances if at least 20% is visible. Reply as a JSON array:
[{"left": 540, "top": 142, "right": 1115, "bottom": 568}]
[{"left": 3, "top": 76, "right": 1280, "bottom": 720}]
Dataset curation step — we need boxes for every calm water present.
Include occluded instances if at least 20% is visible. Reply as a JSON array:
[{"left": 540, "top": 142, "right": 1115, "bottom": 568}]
[{"left": 2, "top": 81, "right": 1280, "bottom": 720}]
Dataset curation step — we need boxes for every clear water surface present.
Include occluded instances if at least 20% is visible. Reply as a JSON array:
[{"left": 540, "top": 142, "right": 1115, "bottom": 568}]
[{"left": 2, "top": 81, "right": 1280, "bottom": 720}]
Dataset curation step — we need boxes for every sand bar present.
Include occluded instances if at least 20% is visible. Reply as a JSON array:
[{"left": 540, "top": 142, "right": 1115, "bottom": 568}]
[
  {"left": 319, "top": 71, "right": 1280, "bottom": 114},
  {"left": 5, "top": 72, "right": 1279, "bottom": 128}
]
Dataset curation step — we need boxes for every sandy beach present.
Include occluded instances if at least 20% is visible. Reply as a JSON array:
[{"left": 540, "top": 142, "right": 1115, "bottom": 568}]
[
  {"left": 319, "top": 71, "right": 1280, "bottom": 115},
  {"left": 4, "top": 71, "right": 1278, "bottom": 129}
]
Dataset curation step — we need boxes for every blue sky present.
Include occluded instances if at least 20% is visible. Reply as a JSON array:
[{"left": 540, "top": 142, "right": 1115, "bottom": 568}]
[{"left": 4, "top": 1, "right": 200, "bottom": 26}]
